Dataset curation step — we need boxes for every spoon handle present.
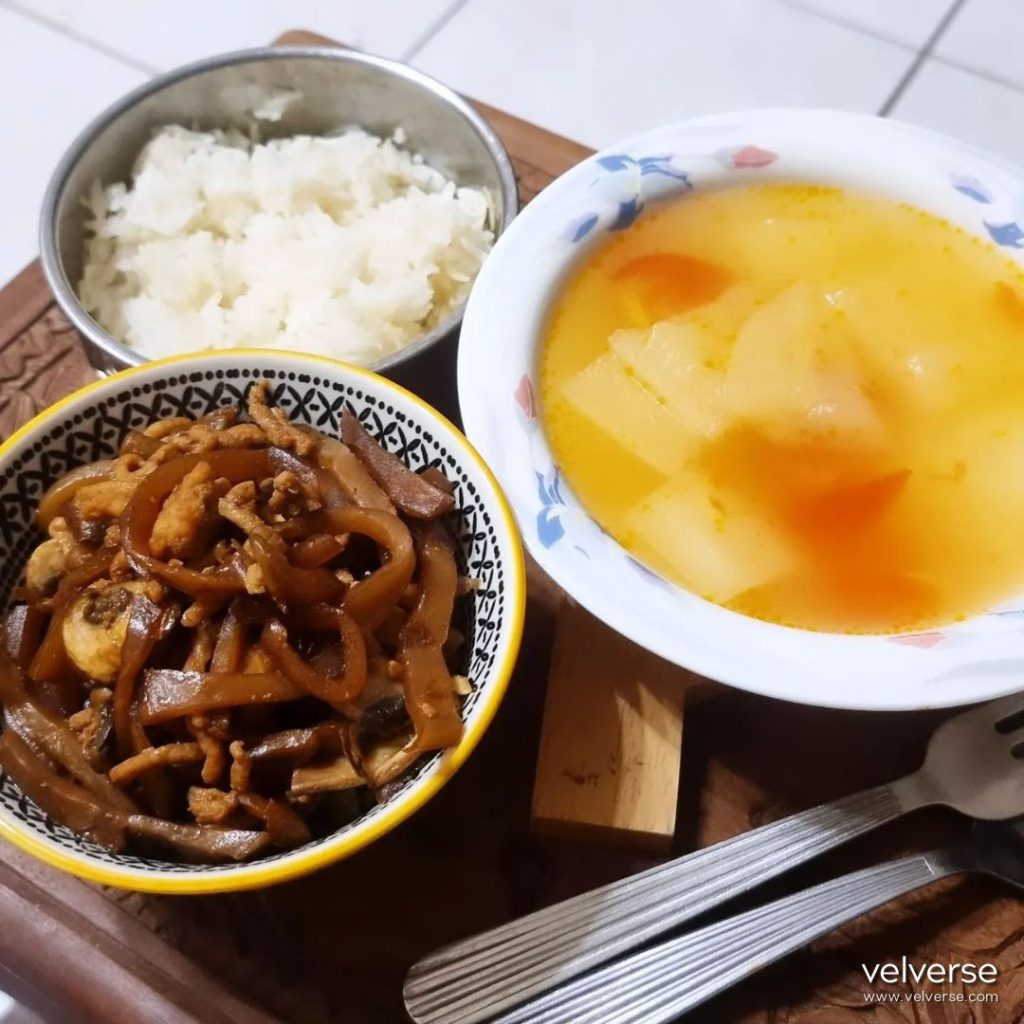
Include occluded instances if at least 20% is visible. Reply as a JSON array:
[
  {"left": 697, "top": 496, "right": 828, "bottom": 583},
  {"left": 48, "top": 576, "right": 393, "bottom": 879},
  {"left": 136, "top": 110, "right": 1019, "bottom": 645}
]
[
  {"left": 405, "top": 780, "right": 919, "bottom": 1024},
  {"left": 493, "top": 849, "right": 960, "bottom": 1024}
]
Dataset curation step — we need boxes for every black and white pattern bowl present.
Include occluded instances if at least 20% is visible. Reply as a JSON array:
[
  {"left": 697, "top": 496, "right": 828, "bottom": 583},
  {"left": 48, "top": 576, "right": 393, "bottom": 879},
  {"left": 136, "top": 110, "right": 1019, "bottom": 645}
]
[{"left": 0, "top": 350, "right": 525, "bottom": 893}]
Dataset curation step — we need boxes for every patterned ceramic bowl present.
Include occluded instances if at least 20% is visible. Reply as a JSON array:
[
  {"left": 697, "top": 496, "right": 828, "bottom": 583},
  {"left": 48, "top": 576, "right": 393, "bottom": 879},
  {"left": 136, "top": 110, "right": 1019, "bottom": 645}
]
[
  {"left": 458, "top": 108, "right": 1024, "bottom": 712},
  {"left": 0, "top": 350, "right": 525, "bottom": 892}
]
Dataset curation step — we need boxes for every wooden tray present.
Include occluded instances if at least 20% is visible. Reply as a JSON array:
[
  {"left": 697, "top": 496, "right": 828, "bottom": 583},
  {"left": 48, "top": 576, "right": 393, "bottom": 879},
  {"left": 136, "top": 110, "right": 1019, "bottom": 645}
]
[{"left": 0, "top": 30, "right": 1021, "bottom": 1024}]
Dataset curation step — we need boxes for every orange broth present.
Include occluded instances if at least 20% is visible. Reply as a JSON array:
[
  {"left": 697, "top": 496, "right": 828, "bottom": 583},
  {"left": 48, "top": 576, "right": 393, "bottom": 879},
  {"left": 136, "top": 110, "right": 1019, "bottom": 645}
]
[{"left": 539, "top": 184, "right": 1024, "bottom": 632}]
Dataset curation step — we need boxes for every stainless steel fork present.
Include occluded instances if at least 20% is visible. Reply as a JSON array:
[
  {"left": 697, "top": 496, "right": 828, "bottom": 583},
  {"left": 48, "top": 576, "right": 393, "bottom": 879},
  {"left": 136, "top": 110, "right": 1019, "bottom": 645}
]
[
  {"left": 487, "top": 818, "right": 1024, "bottom": 1024},
  {"left": 405, "top": 691, "right": 1024, "bottom": 1024}
]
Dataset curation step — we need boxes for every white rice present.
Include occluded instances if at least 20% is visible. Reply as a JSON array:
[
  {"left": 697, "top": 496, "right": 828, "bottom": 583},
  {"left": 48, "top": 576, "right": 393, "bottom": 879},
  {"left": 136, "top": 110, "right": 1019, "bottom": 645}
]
[{"left": 78, "top": 125, "right": 494, "bottom": 365}]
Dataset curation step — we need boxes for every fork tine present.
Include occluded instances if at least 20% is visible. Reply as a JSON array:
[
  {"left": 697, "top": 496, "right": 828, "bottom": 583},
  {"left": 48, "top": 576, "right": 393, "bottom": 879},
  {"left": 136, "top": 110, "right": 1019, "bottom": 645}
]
[
  {"left": 403, "top": 785, "right": 907, "bottom": 1023},
  {"left": 992, "top": 707, "right": 1024, "bottom": 735},
  {"left": 406, "top": 691, "right": 1024, "bottom": 1024},
  {"left": 959, "top": 690, "right": 1024, "bottom": 728}
]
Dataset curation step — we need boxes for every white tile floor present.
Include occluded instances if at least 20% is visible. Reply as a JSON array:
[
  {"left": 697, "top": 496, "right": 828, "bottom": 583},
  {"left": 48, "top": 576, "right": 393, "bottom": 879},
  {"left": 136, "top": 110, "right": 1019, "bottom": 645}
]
[
  {"left": 934, "top": 0, "right": 1024, "bottom": 90},
  {"left": 0, "top": 0, "right": 1019, "bottom": 1019},
  {"left": 890, "top": 57, "right": 1024, "bottom": 166},
  {"left": 414, "top": 0, "right": 912, "bottom": 146},
  {"left": 0, "top": 0, "right": 1021, "bottom": 288},
  {"left": 782, "top": 0, "right": 953, "bottom": 47}
]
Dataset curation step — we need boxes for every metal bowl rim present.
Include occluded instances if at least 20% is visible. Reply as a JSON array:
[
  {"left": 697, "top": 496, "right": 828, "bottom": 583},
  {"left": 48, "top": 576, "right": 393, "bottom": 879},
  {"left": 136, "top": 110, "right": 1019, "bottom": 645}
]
[{"left": 39, "top": 44, "right": 520, "bottom": 374}]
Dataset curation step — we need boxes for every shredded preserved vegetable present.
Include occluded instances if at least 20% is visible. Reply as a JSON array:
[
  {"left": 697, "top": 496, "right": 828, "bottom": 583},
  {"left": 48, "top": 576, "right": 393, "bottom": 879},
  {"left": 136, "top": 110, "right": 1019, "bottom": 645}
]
[
  {"left": 399, "top": 526, "right": 463, "bottom": 751},
  {"left": 0, "top": 381, "right": 471, "bottom": 862},
  {"left": 37, "top": 460, "right": 116, "bottom": 529}
]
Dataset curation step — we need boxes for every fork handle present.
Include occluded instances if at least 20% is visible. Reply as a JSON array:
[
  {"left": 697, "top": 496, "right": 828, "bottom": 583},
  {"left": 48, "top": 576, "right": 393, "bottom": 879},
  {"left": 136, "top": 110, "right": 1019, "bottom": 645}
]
[
  {"left": 406, "top": 780, "right": 918, "bottom": 1024},
  {"left": 495, "top": 849, "right": 961, "bottom": 1024}
]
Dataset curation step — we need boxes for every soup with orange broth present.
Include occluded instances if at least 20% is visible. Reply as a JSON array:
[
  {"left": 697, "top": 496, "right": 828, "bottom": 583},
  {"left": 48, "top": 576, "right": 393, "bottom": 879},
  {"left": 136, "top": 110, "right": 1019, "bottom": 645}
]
[{"left": 539, "top": 184, "right": 1024, "bottom": 633}]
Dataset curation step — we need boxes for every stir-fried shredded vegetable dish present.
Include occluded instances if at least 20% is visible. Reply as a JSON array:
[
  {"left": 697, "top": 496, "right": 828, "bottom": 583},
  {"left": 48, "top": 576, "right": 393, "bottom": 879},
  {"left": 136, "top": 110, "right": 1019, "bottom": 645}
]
[{"left": 0, "top": 383, "right": 472, "bottom": 863}]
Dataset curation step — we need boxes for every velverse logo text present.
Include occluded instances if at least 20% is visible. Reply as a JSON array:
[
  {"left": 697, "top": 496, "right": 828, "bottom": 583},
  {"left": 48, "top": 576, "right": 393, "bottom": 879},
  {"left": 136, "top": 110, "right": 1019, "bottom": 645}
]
[{"left": 862, "top": 957, "right": 998, "bottom": 986}]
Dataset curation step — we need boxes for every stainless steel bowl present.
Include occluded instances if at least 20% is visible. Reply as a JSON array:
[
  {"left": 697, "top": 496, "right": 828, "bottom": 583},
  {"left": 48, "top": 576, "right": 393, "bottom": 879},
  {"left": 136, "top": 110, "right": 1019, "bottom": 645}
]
[{"left": 39, "top": 46, "right": 518, "bottom": 378}]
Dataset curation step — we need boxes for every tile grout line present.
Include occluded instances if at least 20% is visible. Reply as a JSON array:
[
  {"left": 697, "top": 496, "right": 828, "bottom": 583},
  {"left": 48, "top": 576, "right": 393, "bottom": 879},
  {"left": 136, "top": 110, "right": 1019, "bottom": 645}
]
[
  {"left": 400, "top": 0, "right": 474, "bottom": 63},
  {"left": 0, "top": 0, "right": 159, "bottom": 76},
  {"left": 929, "top": 52, "right": 1024, "bottom": 98},
  {"left": 777, "top": 0, "right": 917, "bottom": 55},
  {"left": 877, "top": 0, "right": 969, "bottom": 116}
]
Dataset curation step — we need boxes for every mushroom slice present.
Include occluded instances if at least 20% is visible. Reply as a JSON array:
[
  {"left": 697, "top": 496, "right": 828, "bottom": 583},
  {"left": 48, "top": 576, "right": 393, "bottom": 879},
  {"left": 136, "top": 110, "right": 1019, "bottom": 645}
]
[
  {"left": 62, "top": 580, "right": 163, "bottom": 684},
  {"left": 25, "top": 518, "right": 82, "bottom": 595}
]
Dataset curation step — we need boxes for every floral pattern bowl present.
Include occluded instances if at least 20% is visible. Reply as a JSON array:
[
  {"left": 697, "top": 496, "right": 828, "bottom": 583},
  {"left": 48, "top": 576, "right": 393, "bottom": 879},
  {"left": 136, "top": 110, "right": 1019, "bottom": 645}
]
[
  {"left": 0, "top": 350, "right": 525, "bottom": 892},
  {"left": 458, "top": 108, "right": 1024, "bottom": 712}
]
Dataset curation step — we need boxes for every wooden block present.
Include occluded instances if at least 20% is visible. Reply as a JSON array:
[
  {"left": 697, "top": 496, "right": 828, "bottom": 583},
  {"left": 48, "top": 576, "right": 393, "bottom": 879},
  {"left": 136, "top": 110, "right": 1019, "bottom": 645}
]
[{"left": 531, "top": 600, "right": 688, "bottom": 852}]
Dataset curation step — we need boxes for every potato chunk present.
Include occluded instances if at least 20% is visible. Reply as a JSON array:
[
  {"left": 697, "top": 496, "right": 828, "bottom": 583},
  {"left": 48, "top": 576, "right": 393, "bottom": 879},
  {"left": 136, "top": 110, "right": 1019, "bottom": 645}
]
[
  {"left": 610, "top": 285, "right": 756, "bottom": 438},
  {"left": 610, "top": 322, "right": 725, "bottom": 439},
  {"left": 724, "top": 284, "right": 884, "bottom": 446},
  {"left": 560, "top": 353, "right": 699, "bottom": 475},
  {"left": 626, "top": 475, "right": 796, "bottom": 604}
]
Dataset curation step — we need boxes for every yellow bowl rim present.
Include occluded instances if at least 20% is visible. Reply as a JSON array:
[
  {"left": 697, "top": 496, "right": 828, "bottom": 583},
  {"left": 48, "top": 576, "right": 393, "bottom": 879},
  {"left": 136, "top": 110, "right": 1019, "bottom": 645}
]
[{"left": 0, "top": 348, "right": 526, "bottom": 894}]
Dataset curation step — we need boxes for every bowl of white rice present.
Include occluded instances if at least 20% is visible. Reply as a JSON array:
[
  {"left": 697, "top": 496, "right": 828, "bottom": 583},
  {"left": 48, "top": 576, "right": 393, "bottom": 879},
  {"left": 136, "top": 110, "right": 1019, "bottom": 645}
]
[{"left": 40, "top": 46, "right": 518, "bottom": 381}]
